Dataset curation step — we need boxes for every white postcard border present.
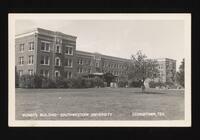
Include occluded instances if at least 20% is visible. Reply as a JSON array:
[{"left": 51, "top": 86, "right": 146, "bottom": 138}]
[{"left": 8, "top": 13, "right": 191, "bottom": 127}]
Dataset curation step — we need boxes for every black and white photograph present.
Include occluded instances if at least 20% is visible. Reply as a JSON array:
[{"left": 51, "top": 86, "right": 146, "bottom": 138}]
[{"left": 8, "top": 14, "right": 191, "bottom": 127}]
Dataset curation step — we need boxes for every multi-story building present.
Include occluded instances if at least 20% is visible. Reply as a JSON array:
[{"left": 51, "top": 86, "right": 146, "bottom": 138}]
[
  {"left": 15, "top": 28, "right": 176, "bottom": 83},
  {"left": 76, "top": 50, "right": 130, "bottom": 76},
  {"left": 15, "top": 28, "right": 131, "bottom": 81},
  {"left": 15, "top": 28, "right": 77, "bottom": 80},
  {"left": 156, "top": 58, "right": 176, "bottom": 83}
]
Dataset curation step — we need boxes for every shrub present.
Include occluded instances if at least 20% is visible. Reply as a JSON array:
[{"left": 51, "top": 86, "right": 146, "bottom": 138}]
[
  {"left": 94, "top": 77, "right": 104, "bottom": 87},
  {"left": 18, "top": 74, "right": 107, "bottom": 89},
  {"left": 165, "top": 81, "right": 177, "bottom": 89},
  {"left": 84, "top": 78, "right": 93, "bottom": 88},
  {"left": 54, "top": 77, "right": 65, "bottom": 88},
  {"left": 128, "top": 80, "right": 142, "bottom": 88},
  {"left": 118, "top": 80, "right": 128, "bottom": 87},
  {"left": 63, "top": 78, "right": 73, "bottom": 88},
  {"left": 88, "top": 78, "right": 96, "bottom": 88},
  {"left": 149, "top": 81, "right": 165, "bottom": 88},
  {"left": 70, "top": 76, "right": 83, "bottom": 88},
  {"left": 15, "top": 70, "right": 19, "bottom": 88},
  {"left": 19, "top": 74, "right": 55, "bottom": 88},
  {"left": 47, "top": 79, "right": 57, "bottom": 88},
  {"left": 19, "top": 74, "right": 35, "bottom": 88}
]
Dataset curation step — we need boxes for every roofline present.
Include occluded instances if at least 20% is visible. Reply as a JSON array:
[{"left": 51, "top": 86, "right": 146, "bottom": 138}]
[
  {"left": 76, "top": 50, "right": 131, "bottom": 62},
  {"left": 154, "top": 58, "right": 176, "bottom": 61},
  {"left": 15, "top": 28, "right": 77, "bottom": 40},
  {"left": 76, "top": 50, "right": 94, "bottom": 57}
]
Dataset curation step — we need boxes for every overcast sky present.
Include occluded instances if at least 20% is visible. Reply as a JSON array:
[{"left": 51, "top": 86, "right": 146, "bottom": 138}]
[{"left": 15, "top": 19, "right": 185, "bottom": 69}]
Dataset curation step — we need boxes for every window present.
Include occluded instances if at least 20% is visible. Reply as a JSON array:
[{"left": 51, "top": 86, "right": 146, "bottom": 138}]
[
  {"left": 65, "top": 59, "right": 73, "bottom": 67},
  {"left": 41, "top": 41, "right": 50, "bottom": 52},
  {"left": 65, "top": 47, "right": 73, "bottom": 55},
  {"left": 55, "top": 57, "right": 61, "bottom": 66},
  {"left": 78, "top": 59, "right": 83, "bottom": 65},
  {"left": 56, "top": 45, "right": 61, "bottom": 53},
  {"left": 28, "top": 69, "right": 34, "bottom": 76},
  {"left": 95, "top": 62, "right": 99, "bottom": 67},
  {"left": 19, "top": 57, "right": 24, "bottom": 65},
  {"left": 87, "top": 60, "right": 91, "bottom": 65},
  {"left": 28, "top": 55, "right": 34, "bottom": 65},
  {"left": 56, "top": 38, "right": 62, "bottom": 44},
  {"left": 55, "top": 71, "right": 60, "bottom": 78},
  {"left": 40, "top": 56, "right": 50, "bottom": 65},
  {"left": 40, "top": 70, "right": 49, "bottom": 77},
  {"left": 78, "top": 67, "right": 83, "bottom": 73},
  {"left": 102, "top": 62, "right": 105, "bottom": 67},
  {"left": 19, "top": 70, "right": 23, "bottom": 76},
  {"left": 29, "top": 42, "right": 34, "bottom": 51},
  {"left": 46, "top": 43, "right": 50, "bottom": 51},
  {"left": 88, "top": 69, "right": 91, "bottom": 74},
  {"left": 94, "top": 55, "right": 101, "bottom": 60},
  {"left": 41, "top": 42, "right": 45, "bottom": 50},
  {"left": 66, "top": 71, "right": 72, "bottom": 78},
  {"left": 19, "top": 44, "right": 24, "bottom": 52}
]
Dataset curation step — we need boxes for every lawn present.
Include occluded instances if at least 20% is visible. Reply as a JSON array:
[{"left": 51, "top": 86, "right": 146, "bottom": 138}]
[{"left": 15, "top": 88, "right": 184, "bottom": 120}]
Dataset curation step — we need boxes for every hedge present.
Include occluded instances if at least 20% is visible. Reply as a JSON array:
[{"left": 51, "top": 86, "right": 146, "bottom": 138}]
[
  {"left": 128, "top": 80, "right": 143, "bottom": 88},
  {"left": 17, "top": 74, "right": 105, "bottom": 89}
]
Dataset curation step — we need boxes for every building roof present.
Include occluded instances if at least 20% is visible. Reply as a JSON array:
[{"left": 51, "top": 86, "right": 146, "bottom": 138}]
[
  {"left": 155, "top": 58, "right": 176, "bottom": 62},
  {"left": 76, "top": 50, "right": 94, "bottom": 57},
  {"left": 15, "top": 28, "right": 77, "bottom": 40},
  {"left": 76, "top": 50, "right": 131, "bottom": 62}
]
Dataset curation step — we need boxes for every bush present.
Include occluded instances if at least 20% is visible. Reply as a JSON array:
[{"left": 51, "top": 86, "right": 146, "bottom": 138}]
[
  {"left": 54, "top": 77, "right": 65, "bottom": 88},
  {"left": 19, "top": 74, "right": 36, "bottom": 88},
  {"left": 118, "top": 80, "right": 128, "bottom": 88},
  {"left": 63, "top": 78, "right": 73, "bottom": 88},
  {"left": 84, "top": 78, "right": 93, "bottom": 88},
  {"left": 94, "top": 77, "right": 104, "bottom": 87},
  {"left": 47, "top": 79, "right": 57, "bottom": 88},
  {"left": 71, "top": 76, "right": 83, "bottom": 88},
  {"left": 18, "top": 74, "right": 106, "bottom": 89},
  {"left": 128, "top": 80, "right": 142, "bottom": 88},
  {"left": 165, "top": 81, "right": 177, "bottom": 89},
  {"left": 15, "top": 70, "right": 19, "bottom": 88},
  {"left": 33, "top": 75, "right": 43, "bottom": 88},
  {"left": 19, "top": 74, "right": 56, "bottom": 88},
  {"left": 149, "top": 81, "right": 165, "bottom": 88}
]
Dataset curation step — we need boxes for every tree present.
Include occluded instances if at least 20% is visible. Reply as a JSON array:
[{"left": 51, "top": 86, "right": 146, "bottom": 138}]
[
  {"left": 176, "top": 58, "right": 184, "bottom": 88},
  {"left": 103, "top": 72, "right": 115, "bottom": 87},
  {"left": 118, "top": 74, "right": 128, "bottom": 87},
  {"left": 128, "top": 50, "right": 159, "bottom": 92}
]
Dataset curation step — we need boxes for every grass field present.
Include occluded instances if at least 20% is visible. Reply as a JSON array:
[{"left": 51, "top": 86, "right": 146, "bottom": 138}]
[{"left": 15, "top": 88, "right": 184, "bottom": 120}]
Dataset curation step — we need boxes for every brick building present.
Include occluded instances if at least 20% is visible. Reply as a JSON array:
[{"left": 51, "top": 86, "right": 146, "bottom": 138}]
[
  {"left": 15, "top": 28, "right": 176, "bottom": 83},
  {"left": 15, "top": 28, "right": 131, "bottom": 80},
  {"left": 156, "top": 58, "right": 176, "bottom": 83}
]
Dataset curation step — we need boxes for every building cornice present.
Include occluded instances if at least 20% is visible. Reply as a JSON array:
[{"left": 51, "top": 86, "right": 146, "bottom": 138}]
[{"left": 15, "top": 28, "right": 77, "bottom": 41}]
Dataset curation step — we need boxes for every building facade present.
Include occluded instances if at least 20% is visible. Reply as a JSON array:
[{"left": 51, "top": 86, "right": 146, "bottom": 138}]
[
  {"left": 15, "top": 28, "right": 176, "bottom": 83},
  {"left": 155, "top": 58, "right": 176, "bottom": 83}
]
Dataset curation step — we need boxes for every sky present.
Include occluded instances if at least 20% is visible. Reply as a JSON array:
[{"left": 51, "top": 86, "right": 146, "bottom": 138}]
[{"left": 15, "top": 19, "right": 185, "bottom": 70}]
